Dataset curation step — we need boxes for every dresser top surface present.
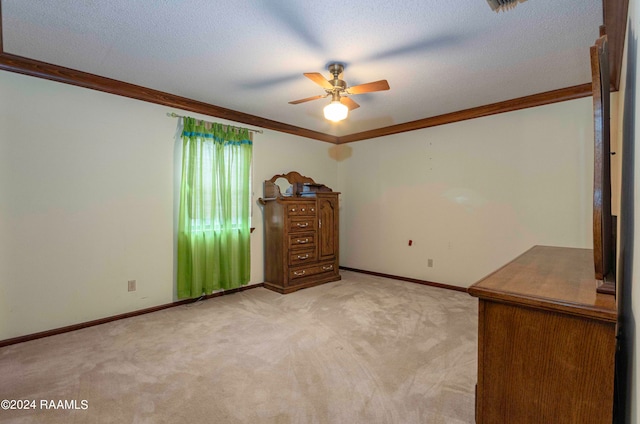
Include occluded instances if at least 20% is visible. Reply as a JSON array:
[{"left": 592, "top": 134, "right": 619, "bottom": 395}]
[{"left": 468, "top": 245, "right": 617, "bottom": 322}]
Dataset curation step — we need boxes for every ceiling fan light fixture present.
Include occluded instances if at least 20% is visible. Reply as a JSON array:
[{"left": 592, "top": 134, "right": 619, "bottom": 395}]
[
  {"left": 324, "top": 100, "right": 348, "bottom": 122},
  {"left": 290, "top": 63, "right": 388, "bottom": 121}
]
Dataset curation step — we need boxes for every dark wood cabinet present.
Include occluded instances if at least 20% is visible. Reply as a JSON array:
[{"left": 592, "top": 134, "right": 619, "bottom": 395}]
[
  {"left": 317, "top": 194, "right": 338, "bottom": 262},
  {"left": 468, "top": 246, "right": 617, "bottom": 423},
  {"left": 260, "top": 172, "right": 340, "bottom": 294}
]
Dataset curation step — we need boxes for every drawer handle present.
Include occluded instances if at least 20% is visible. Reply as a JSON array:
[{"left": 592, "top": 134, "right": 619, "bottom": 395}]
[
  {"left": 311, "top": 208, "right": 315, "bottom": 212},
  {"left": 322, "top": 265, "right": 334, "bottom": 271},
  {"left": 293, "top": 270, "right": 306, "bottom": 276},
  {"left": 296, "top": 238, "right": 309, "bottom": 244},
  {"left": 296, "top": 222, "right": 309, "bottom": 228},
  {"left": 297, "top": 254, "right": 310, "bottom": 260},
  {"left": 290, "top": 208, "right": 296, "bottom": 212},
  {"left": 301, "top": 208, "right": 306, "bottom": 212}
]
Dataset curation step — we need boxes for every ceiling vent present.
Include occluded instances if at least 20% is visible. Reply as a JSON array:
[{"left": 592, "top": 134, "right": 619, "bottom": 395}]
[{"left": 487, "top": 0, "right": 528, "bottom": 12}]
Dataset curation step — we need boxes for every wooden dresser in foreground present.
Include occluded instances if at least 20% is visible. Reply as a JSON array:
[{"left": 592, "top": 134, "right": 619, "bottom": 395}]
[
  {"left": 468, "top": 246, "right": 617, "bottom": 423},
  {"left": 259, "top": 172, "right": 340, "bottom": 294}
]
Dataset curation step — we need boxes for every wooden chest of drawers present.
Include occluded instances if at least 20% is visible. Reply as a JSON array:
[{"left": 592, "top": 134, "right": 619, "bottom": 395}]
[{"left": 262, "top": 192, "right": 340, "bottom": 294}]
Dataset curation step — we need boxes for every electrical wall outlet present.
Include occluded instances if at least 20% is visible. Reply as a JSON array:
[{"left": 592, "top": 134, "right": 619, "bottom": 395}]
[
  {"left": 128, "top": 280, "right": 137, "bottom": 292},
  {"left": 428, "top": 259, "right": 433, "bottom": 268}
]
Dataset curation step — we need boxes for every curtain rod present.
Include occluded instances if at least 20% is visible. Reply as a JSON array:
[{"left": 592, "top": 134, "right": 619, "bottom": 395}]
[{"left": 166, "top": 112, "right": 264, "bottom": 134}]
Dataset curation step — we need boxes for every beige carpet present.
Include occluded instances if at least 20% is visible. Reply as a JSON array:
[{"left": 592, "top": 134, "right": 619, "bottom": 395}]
[{"left": 0, "top": 271, "right": 478, "bottom": 424}]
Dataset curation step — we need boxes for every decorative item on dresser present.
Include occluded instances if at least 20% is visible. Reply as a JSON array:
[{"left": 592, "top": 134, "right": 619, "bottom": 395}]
[{"left": 259, "top": 172, "right": 340, "bottom": 294}]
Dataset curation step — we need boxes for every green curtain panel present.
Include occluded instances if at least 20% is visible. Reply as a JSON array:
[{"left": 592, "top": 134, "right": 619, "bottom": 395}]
[{"left": 177, "top": 117, "right": 252, "bottom": 298}]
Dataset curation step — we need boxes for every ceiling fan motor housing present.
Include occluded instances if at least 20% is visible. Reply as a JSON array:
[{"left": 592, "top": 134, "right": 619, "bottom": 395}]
[
  {"left": 329, "top": 79, "right": 346, "bottom": 92},
  {"left": 328, "top": 63, "right": 347, "bottom": 94}
]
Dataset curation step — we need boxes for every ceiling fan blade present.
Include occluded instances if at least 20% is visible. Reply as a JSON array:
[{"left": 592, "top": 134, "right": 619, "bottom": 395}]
[
  {"left": 288, "top": 94, "right": 326, "bottom": 105},
  {"left": 362, "top": 34, "right": 463, "bottom": 62},
  {"left": 260, "top": 2, "right": 324, "bottom": 51},
  {"left": 304, "top": 73, "right": 333, "bottom": 89},
  {"left": 341, "top": 97, "right": 360, "bottom": 110},
  {"left": 347, "top": 80, "right": 390, "bottom": 95}
]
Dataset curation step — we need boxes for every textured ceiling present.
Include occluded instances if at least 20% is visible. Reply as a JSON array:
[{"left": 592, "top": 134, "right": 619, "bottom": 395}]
[{"left": 2, "top": 0, "right": 602, "bottom": 137}]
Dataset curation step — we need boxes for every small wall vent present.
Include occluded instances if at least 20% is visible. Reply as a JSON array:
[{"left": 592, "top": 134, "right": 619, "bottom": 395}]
[{"left": 487, "top": 0, "right": 527, "bottom": 12}]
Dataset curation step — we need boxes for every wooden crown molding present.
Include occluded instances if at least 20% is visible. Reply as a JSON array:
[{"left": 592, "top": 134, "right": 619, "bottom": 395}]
[
  {"left": 338, "top": 84, "right": 593, "bottom": 143},
  {"left": 0, "top": 53, "right": 338, "bottom": 144},
  {"left": 0, "top": 0, "right": 628, "bottom": 144}
]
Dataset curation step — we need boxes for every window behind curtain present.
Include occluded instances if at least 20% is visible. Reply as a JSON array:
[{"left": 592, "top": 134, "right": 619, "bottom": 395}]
[
  {"left": 177, "top": 117, "right": 252, "bottom": 298},
  {"left": 190, "top": 144, "right": 249, "bottom": 232}
]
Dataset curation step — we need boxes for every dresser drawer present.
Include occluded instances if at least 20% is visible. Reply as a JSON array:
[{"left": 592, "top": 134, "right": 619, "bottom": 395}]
[
  {"left": 289, "top": 248, "right": 317, "bottom": 266},
  {"left": 289, "top": 217, "right": 316, "bottom": 232},
  {"left": 286, "top": 203, "right": 316, "bottom": 216},
  {"left": 289, "top": 232, "right": 315, "bottom": 249},
  {"left": 289, "top": 261, "right": 338, "bottom": 282}
]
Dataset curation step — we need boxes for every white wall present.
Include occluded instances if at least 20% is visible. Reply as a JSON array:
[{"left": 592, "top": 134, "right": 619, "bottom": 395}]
[
  {"left": 337, "top": 98, "right": 594, "bottom": 287},
  {"left": 0, "top": 71, "right": 337, "bottom": 340}
]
